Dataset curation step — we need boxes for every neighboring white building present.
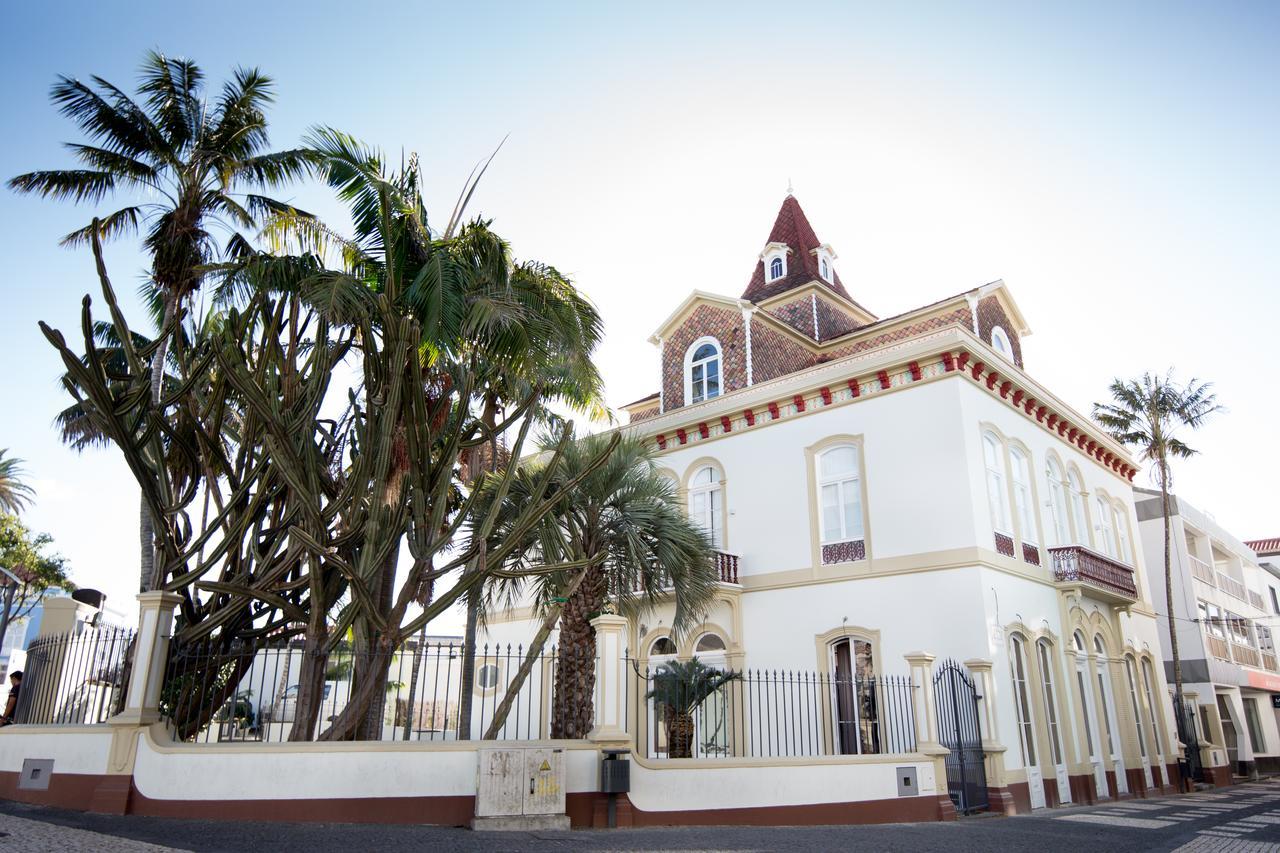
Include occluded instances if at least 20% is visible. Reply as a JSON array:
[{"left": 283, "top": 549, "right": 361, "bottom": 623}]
[
  {"left": 487, "top": 193, "right": 1188, "bottom": 814},
  {"left": 1137, "top": 494, "right": 1280, "bottom": 778}
]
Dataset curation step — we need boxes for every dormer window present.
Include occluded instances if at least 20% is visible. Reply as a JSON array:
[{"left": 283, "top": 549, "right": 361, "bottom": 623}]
[
  {"left": 820, "top": 257, "right": 829, "bottom": 280},
  {"left": 813, "top": 243, "right": 837, "bottom": 283},
  {"left": 685, "top": 337, "right": 722, "bottom": 404},
  {"left": 769, "top": 256, "right": 784, "bottom": 281},
  {"left": 991, "top": 326, "right": 1012, "bottom": 360},
  {"left": 760, "top": 242, "right": 790, "bottom": 283}
]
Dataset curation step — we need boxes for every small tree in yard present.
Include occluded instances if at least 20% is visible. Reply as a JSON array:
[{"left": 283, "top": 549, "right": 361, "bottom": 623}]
[
  {"left": 646, "top": 658, "right": 741, "bottom": 759},
  {"left": 0, "top": 515, "right": 74, "bottom": 620},
  {"left": 1093, "top": 371, "right": 1221, "bottom": 707}
]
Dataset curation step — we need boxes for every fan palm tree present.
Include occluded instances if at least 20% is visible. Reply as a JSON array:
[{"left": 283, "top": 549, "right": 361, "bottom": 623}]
[
  {"left": 0, "top": 451, "right": 36, "bottom": 515},
  {"left": 477, "top": 431, "right": 720, "bottom": 739},
  {"left": 9, "top": 51, "right": 312, "bottom": 591},
  {"left": 1093, "top": 371, "right": 1221, "bottom": 705},
  {"left": 646, "top": 658, "right": 742, "bottom": 758}
]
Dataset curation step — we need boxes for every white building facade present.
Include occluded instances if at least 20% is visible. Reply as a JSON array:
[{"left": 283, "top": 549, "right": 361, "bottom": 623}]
[{"left": 488, "top": 194, "right": 1190, "bottom": 816}]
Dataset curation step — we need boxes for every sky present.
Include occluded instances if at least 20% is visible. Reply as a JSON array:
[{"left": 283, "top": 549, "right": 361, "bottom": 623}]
[{"left": 1, "top": 1, "right": 1277, "bottom": 627}]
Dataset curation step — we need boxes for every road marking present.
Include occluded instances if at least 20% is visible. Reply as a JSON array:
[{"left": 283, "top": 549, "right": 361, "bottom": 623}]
[{"left": 1055, "top": 814, "right": 1174, "bottom": 829}]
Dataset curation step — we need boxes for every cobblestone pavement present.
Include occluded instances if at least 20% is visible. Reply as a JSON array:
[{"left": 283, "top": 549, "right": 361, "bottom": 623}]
[{"left": 5, "top": 781, "right": 1280, "bottom": 852}]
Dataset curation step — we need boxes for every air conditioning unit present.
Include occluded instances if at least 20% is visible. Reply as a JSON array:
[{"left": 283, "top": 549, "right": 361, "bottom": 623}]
[{"left": 473, "top": 747, "right": 569, "bottom": 831}]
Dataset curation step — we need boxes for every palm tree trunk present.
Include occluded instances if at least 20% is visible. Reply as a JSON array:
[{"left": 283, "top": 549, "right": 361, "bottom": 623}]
[
  {"left": 483, "top": 567, "right": 589, "bottom": 739},
  {"left": 552, "top": 562, "right": 606, "bottom": 739},
  {"left": 457, "top": 581, "right": 479, "bottom": 739},
  {"left": 1162, "top": 461, "right": 1183, "bottom": 705}
]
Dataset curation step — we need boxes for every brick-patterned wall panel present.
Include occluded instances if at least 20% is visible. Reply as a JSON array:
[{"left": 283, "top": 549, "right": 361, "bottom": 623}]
[
  {"left": 750, "top": 320, "right": 817, "bottom": 384},
  {"left": 628, "top": 405, "right": 660, "bottom": 423},
  {"left": 814, "top": 297, "right": 861, "bottom": 341},
  {"left": 823, "top": 306, "right": 973, "bottom": 361},
  {"left": 660, "top": 304, "right": 748, "bottom": 411},
  {"left": 977, "top": 295, "right": 1023, "bottom": 368},
  {"left": 766, "top": 296, "right": 816, "bottom": 339}
]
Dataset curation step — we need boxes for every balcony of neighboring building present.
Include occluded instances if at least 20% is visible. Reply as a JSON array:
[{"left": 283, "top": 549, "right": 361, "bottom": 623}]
[
  {"left": 1199, "top": 604, "right": 1278, "bottom": 676},
  {"left": 1048, "top": 544, "right": 1138, "bottom": 604}
]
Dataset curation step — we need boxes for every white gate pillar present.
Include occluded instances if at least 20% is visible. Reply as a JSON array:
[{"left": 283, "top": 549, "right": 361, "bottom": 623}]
[
  {"left": 110, "top": 591, "right": 182, "bottom": 726},
  {"left": 588, "top": 613, "right": 630, "bottom": 746},
  {"left": 904, "top": 651, "right": 946, "bottom": 755}
]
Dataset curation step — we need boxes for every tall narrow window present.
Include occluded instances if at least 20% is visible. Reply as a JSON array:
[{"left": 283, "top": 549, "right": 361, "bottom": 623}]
[
  {"left": 1068, "top": 469, "right": 1089, "bottom": 547},
  {"left": 1140, "top": 658, "right": 1162, "bottom": 756},
  {"left": 1046, "top": 458, "right": 1070, "bottom": 547},
  {"left": 818, "top": 445, "right": 864, "bottom": 563},
  {"left": 1010, "top": 447, "right": 1037, "bottom": 545},
  {"left": 832, "top": 638, "right": 878, "bottom": 755},
  {"left": 686, "top": 340, "right": 722, "bottom": 404},
  {"left": 1124, "top": 656, "right": 1148, "bottom": 758},
  {"left": 769, "top": 256, "right": 784, "bottom": 281},
  {"left": 689, "top": 465, "right": 724, "bottom": 549},
  {"left": 1072, "top": 633, "right": 1096, "bottom": 758},
  {"left": 991, "top": 326, "right": 1012, "bottom": 359},
  {"left": 1094, "top": 637, "right": 1117, "bottom": 760},
  {"left": 1113, "top": 503, "right": 1131, "bottom": 564},
  {"left": 820, "top": 257, "right": 829, "bottom": 280},
  {"left": 1037, "top": 640, "right": 1064, "bottom": 767},
  {"left": 1010, "top": 636, "right": 1038, "bottom": 768},
  {"left": 1096, "top": 496, "right": 1116, "bottom": 557},
  {"left": 984, "top": 433, "right": 1011, "bottom": 534}
]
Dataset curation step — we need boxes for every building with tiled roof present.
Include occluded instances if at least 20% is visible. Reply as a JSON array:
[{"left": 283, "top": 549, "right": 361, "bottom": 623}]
[{"left": 1246, "top": 538, "right": 1280, "bottom": 558}]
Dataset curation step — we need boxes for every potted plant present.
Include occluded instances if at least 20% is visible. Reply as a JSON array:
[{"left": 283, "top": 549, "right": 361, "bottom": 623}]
[{"left": 646, "top": 658, "right": 741, "bottom": 759}]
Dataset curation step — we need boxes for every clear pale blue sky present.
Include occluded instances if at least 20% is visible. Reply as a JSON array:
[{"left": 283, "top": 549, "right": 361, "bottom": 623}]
[{"left": 2, "top": 1, "right": 1277, "bottom": 619}]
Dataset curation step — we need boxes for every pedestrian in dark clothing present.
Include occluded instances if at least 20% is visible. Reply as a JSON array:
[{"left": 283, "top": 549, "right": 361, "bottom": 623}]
[{"left": 0, "top": 671, "right": 22, "bottom": 725}]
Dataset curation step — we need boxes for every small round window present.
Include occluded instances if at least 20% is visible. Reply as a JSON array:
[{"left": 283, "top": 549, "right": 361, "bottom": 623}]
[{"left": 477, "top": 663, "right": 500, "bottom": 689}]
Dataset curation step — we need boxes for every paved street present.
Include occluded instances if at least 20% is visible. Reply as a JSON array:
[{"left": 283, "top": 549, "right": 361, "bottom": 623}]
[{"left": 5, "top": 782, "right": 1280, "bottom": 852}]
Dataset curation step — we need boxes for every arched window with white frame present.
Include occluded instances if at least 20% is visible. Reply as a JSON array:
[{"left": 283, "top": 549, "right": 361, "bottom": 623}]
[
  {"left": 1067, "top": 467, "right": 1089, "bottom": 547},
  {"left": 1113, "top": 502, "right": 1132, "bottom": 564},
  {"left": 991, "top": 326, "right": 1013, "bottom": 359},
  {"left": 983, "top": 432, "right": 1012, "bottom": 555},
  {"left": 689, "top": 465, "right": 724, "bottom": 549},
  {"left": 818, "top": 444, "right": 865, "bottom": 564},
  {"left": 1010, "top": 446, "right": 1038, "bottom": 546},
  {"left": 769, "top": 256, "right": 784, "bottom": 281},
  {"left": 1045, "top": 457, "right": 1070, "bottom": 547},
  {"left": 1096, "top": 495, "right": 1116, "bottom": 557},
  {"left": 685, "top": 338, "right": 722, "bottom": 404}
]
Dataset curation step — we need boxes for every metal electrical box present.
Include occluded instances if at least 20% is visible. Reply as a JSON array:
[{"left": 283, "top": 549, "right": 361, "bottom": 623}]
[
  {"left": 476, "top": 747, "right": 566, "bottom": 819},
  {"left": 896, "top": 766, "right": 919, "bottom": 797}
]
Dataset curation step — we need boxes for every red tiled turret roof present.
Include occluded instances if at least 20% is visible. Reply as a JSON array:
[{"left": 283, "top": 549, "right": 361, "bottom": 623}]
[
  {"left": 741, "top": 194, "right": 854, "bottom": 304},
  {"left": 1246, "top": 538, "right": 1280, "bottom": 557}
]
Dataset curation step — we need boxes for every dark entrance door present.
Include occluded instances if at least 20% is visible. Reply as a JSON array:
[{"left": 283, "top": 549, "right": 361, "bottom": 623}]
[
  {"left": 934, "top": 659, "right": 989, "bottom": 814},
  {"left": 1173, "top": 696, "right": 1203, "bottom": 783}
]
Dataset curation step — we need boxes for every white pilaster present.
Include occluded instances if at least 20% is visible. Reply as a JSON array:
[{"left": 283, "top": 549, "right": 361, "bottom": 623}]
[
  {"left": 110, "top": 591, "right": 182, "bottom": 726},
  {"left": 588, "top": 613, "right": 630, "bottom": 745}
]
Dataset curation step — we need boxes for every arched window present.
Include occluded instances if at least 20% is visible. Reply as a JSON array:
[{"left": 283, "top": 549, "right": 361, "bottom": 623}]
[
  {"left": 1096, "top": 495, "right": 1116, "bottom": 557},
  {"left": 1073, "top": 631, "right": 1087, "bottom": 653},
  {"left": 1010, "top": 447, "right": 1037, "bottom": 545},
  {"left": 1046, "top": 457, "right": 1070, "bottom": 547},
  {"left": 1123, "top": 656, "right": 1148, "bottom": 759},
  {"left": 1036, "top": 640, "right": 1065, "bottom": 771},
  {"left": 991, "top": 326, "right": 1012, "bottom": 359},
  {"left": 1009, "top": 635, "right": 1038, "bottom": 768},
  {"left": 689, "top": 465, "right": 724, "bottom": 549},
  {"left": 769, "top": 256, "right": 784, "bottom": 281},
  {"left": 1068, "top": 468, "right": 1088, "bottom": 546},
  {"left": 983, "top": 433, "right": 1011, "bottom": 535},
  {"left": 820, "top": 257, "right": 829, "bottom": 280},
  {"left": 818, "top": 445, "right": 863, "bottom": 546},
  {"left": 1140, "top": 658, "right": 1162, "bottom": 756},
  {"left": 649, "top": 636, "right": 677, "bottom": 657},
  {"left": 686, "top": 339, "right": 722, "bottom": 404},
  {"left": 1113, "top": 502, "right": 1132, "bottom": 564},
  {"left": 695, "top": 633, "right": 726, "bottom": 653}
]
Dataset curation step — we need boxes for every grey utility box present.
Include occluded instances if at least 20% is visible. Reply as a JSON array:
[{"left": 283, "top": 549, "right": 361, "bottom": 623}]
[{"left": 896, "top": 766, "right": 918, "bottom": 797}]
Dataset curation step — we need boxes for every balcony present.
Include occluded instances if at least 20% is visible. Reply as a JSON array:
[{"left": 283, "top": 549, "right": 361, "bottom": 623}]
[
  {"left": 1048, "top": 545, "right": 1138, "bottom": 604},
  {"left": 1217, "top": 571, "right": 1248, "bottom": 602},
  {"left": 1233, "top": 644, "right": 1261, "bottom": 669},
  {"left": 712, "top": 551, "right": 740, "bottom": 584},
  {"left": 1189, "top": 555, "right": 1216, "bottom": 586},
  {"left": 1249, "top": 590, "right": 1266, "bottom": 611}
]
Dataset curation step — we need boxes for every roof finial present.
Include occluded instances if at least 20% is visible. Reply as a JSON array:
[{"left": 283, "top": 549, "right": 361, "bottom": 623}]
[{"left": 786, "top": 178, "right": 794, "bottom": 197}]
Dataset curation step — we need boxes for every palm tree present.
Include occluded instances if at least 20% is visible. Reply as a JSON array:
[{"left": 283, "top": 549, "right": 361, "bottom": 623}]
[
  {"left": 645, "top": 658, "right": 741, "bottom": 759},
  {"left": 0, "top": 451, "right": 36, "bottom": 515},
  {"left": 478, "top": 431, "right": 720, "bottom": 740},
  {"left": 9, "top": 51, "right": 312, "bottom": 591},
  {"left": 1093, "top": 371, "right": 1221, "bottom": 706}
]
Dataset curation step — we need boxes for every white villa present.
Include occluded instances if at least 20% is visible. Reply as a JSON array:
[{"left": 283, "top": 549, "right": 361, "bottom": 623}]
[{"left": 485, "top": 193, "right": 1195, "bottom": 815}]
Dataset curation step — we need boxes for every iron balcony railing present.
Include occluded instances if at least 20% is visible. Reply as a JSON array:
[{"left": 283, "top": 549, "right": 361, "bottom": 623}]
[{"left": 1048, "top": 545, "right": 1138, "bottom": 600}]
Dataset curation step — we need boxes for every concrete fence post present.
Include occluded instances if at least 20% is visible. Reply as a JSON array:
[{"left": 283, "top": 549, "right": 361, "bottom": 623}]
[
  {"left": 110, "top": 591, "right": 182, "bottom": 726},
  {"left": 904, "top": 651, "right": 945, "bottom": 754},
  {"left": 587, "top": 613, "right": 630, "bottom": 746}
]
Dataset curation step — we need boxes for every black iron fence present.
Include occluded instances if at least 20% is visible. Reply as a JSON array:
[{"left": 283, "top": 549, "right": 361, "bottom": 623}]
[
  {"left": 627, "top": 660, "right": 917, "bottom": 759},
  {"left": 159, "top": 639, "right": 592, "bottom": 744},
  {"left": 14, "top": 626, "right": 134, "bottom": 725}
]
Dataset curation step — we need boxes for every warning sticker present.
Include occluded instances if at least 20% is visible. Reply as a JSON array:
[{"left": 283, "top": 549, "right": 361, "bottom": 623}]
[{"left": 539, "top": 759, "right": 551, "bottom": 772}]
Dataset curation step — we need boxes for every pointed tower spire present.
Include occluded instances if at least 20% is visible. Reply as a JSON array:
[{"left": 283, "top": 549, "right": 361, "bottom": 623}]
[{"left": 741, "top": 195, "right": 852, "bottom": 304}]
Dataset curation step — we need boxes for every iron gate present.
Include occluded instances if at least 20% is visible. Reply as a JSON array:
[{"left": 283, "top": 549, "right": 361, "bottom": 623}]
[
  {"left": 934, "top": 659, "right": 989, "bottom": 814},
  {"left": 1174, "top": 695, "right": 1204, "bottom": 784}
]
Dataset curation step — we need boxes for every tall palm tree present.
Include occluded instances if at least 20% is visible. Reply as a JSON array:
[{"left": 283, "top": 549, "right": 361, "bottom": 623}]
[
  {"left": 1093, "top": 371, "right": 1221, "bottom": 706},
  {"left": 0, "top": 451, "right": 36, "bottom": 515},
  {"left": 10, "top": 51, "right": 312, "bottom": 591},
  {"left": 478, "top": 431, "right": 720, "bottom": 739}
]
